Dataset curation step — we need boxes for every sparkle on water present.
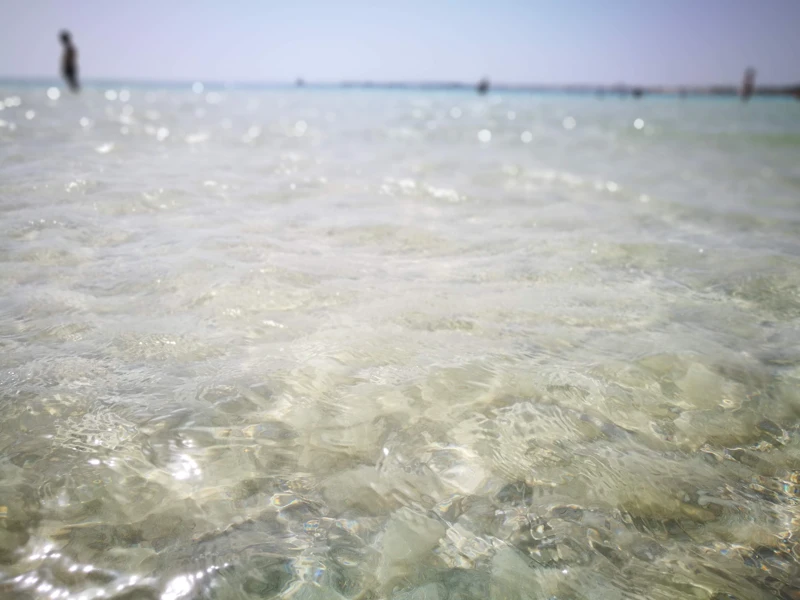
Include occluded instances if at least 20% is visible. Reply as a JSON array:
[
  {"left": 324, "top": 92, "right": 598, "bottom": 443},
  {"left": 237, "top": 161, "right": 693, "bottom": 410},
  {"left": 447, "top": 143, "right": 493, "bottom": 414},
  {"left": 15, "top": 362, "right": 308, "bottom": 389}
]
[
  {"left": 0, "top": 84, "right": 800, "bottom": 600},
  {"left": 294, "top": 120, "right": 308, "bottom": 136}
]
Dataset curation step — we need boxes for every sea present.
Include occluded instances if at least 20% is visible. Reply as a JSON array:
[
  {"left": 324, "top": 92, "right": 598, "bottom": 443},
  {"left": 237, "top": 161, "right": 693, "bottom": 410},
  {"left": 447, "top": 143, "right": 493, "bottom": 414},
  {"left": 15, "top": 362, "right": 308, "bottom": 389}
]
[{"left": 1, "top": 83, "right": 799, "bottom": 600}]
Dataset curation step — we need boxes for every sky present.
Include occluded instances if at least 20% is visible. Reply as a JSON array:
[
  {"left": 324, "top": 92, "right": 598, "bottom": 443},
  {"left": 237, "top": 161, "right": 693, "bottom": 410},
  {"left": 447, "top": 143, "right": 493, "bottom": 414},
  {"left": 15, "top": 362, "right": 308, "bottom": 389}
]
[{"left": 1, "top": 0, "right": 799, "bottom": 86}]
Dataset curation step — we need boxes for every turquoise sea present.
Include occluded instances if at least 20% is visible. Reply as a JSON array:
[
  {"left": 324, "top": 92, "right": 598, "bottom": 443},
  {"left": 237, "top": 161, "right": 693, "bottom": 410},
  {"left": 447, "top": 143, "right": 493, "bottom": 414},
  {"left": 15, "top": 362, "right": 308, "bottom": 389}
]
[{"left": 1, "top": 83, "right": 800, "bottom": 599}]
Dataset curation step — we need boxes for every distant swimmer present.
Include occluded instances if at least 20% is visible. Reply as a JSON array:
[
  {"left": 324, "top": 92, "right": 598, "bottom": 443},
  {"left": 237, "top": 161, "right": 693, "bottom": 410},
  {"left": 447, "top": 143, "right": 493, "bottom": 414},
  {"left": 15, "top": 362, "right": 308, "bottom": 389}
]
[
  {"left": 740, "top": 67, "right": 756, "bottom": 102},
  {"left": 60, "top": 30, "right": 79, "bottom": 92},
  {"left": 477, "top": 78, "right": 490, "bottom": 95}
]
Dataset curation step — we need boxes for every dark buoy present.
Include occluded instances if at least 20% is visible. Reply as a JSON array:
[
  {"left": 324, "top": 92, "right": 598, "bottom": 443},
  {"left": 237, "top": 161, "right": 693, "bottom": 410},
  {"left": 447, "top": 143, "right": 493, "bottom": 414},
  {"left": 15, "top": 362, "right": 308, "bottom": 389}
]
[
  {"left": 632, "top": 87, "right": 644, "bottom": 99},
  {"left": 476, "top": 78, "right": 490, "bottom": 95}
]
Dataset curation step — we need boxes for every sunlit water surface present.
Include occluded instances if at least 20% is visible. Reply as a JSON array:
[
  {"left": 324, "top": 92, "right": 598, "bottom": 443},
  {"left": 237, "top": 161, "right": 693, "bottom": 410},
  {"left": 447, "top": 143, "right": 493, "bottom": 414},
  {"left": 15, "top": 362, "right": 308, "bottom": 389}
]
[{"left": 1, "top": 85, "right": 800, "bottom": 600}]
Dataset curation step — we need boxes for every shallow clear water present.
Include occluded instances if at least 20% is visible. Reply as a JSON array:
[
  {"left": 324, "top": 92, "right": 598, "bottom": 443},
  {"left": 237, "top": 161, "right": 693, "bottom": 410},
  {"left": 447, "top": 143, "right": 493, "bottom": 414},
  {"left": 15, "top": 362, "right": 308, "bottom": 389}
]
[{"left": 1, "top": 85, "right": 800, "bottom": 600}]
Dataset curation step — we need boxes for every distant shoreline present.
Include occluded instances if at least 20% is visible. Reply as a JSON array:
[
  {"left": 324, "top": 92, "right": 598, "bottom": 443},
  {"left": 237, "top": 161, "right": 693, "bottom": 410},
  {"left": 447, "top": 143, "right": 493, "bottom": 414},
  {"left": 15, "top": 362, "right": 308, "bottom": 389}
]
[
  {"left": 1, "top": 77, "right": 798, "bottom": 98},
  {"left": 338, "top": 81, "right": 800, "bottom": 98}
]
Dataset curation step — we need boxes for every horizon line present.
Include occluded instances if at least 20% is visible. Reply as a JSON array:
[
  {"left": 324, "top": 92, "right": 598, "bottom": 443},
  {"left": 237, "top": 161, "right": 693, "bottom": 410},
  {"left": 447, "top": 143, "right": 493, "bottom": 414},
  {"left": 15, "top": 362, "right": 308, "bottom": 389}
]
[{"left": 1, "top": 75, "right": 799, "bottom": 94}]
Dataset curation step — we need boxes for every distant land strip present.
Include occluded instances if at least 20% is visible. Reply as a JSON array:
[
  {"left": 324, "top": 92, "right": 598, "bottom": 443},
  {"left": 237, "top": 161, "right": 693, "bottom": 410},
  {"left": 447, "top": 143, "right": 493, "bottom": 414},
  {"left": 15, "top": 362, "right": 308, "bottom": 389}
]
[{"left": 2, "top": 77, "right": 799, "bottom": 97}]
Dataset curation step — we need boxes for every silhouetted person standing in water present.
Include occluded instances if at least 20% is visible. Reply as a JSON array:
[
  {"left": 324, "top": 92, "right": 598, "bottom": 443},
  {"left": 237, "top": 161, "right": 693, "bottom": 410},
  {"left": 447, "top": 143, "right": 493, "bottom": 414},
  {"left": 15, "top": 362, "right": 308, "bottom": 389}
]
[
  {"left": 741, "top": 67, "right": 756, "bottom": 102},
  {"left": 60, "top": 30, "right": 79, "bottom": 92}
]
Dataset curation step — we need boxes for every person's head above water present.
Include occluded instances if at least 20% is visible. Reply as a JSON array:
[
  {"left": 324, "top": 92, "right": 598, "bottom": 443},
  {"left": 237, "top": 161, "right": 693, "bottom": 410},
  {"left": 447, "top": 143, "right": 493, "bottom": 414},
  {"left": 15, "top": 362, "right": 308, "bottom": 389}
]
[{"left": 60, "top": 30, "right": 72, "bottom": 46}]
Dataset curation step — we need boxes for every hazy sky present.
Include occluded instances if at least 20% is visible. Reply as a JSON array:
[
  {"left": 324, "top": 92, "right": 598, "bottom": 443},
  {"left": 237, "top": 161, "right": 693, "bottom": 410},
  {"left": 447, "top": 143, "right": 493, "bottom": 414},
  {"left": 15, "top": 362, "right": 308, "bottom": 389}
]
[{"left": 2, "top": 0, "right": 799, "bottom": 85}]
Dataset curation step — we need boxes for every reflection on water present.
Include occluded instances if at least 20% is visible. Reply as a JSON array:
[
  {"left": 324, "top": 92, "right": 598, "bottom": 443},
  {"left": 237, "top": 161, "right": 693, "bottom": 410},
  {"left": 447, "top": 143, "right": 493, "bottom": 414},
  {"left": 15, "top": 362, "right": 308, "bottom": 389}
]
[{"left": 1, "top": 86, "right": 800, "bottom": 599}]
